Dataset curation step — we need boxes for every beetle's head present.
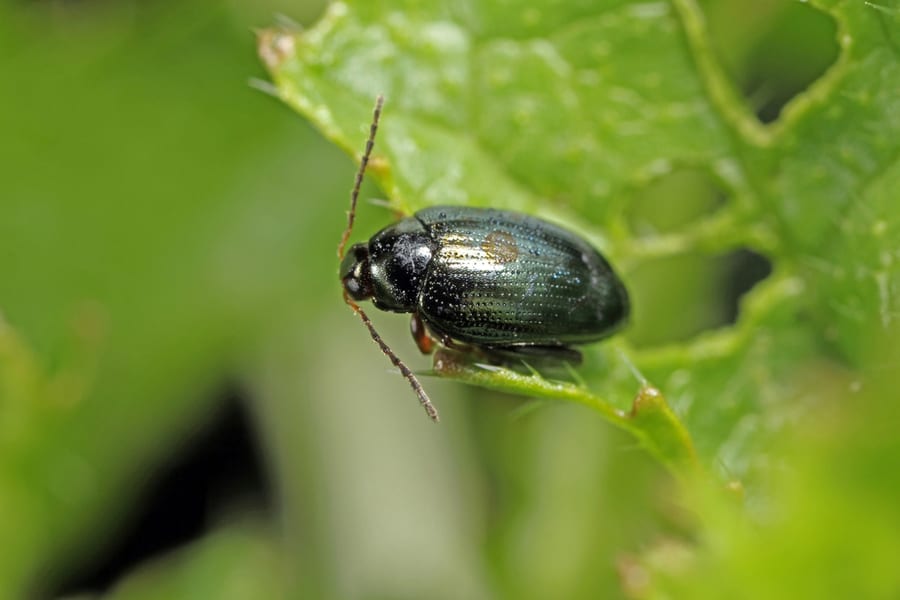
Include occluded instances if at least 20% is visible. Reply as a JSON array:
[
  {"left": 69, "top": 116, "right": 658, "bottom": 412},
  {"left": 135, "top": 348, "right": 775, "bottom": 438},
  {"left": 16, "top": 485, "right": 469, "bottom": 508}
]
[{"left": 340, "top": 243, "right": 373, "bottom": 301}]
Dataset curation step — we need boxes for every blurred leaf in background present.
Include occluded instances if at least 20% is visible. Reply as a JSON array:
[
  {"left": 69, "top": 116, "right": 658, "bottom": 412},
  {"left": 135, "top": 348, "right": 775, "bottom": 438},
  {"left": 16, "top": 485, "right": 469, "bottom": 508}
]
[
  {"left": 1, "top": 0, "right": 898, "bottom": 599},
  {"left": 0, "top": 0, "right": 346, "bottom": 596}
]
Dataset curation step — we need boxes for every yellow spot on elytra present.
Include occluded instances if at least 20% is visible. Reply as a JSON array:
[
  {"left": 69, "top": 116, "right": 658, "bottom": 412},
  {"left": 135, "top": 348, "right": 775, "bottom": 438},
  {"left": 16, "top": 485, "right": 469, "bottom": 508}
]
[{"left": 482, "top": 230, "right": 519, "bottom": 264}]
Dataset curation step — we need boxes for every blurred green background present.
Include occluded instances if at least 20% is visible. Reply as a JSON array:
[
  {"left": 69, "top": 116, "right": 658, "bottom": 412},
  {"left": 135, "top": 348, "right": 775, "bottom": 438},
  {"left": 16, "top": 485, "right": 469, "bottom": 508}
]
[{"left": 2, "top": 1, "right": 891, "bottom": 599}]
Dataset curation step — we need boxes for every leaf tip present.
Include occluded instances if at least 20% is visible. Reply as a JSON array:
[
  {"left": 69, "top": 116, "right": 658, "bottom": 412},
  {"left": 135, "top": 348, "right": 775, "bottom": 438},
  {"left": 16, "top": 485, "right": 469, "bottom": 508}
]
[
  {"left": 628, "top": 384, "right": 664, "bottom": 417},
  {"left": 257, "top": 28, "right": 296, "bottom": 72}
]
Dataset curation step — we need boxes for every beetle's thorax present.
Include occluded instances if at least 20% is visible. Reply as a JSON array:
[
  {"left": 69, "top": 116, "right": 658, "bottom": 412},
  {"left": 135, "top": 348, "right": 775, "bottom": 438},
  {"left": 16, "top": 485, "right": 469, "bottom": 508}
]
[{"left": 362, "top": 217, "right": 435, "bottom": 312}]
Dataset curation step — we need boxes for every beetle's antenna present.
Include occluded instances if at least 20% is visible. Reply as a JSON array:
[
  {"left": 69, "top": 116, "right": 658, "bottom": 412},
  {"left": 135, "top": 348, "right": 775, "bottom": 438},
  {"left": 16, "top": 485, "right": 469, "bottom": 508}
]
[
  {"left": 338, "top": 95, "right": 385, "bottom": 259},
  {"left": 336, "top": 96, "right": 438, "bottom": 422},
  {"left": 343, "top": 292, "right": 440, "bottom": 422}
]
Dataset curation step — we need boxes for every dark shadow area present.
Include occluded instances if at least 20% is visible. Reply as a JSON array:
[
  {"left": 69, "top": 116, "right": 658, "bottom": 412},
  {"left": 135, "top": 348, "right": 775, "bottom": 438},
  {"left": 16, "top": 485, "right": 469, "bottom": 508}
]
[
  {"left": 625, "top": 167, "right": 729, "bottom": 238},
  {"left": 49, "top": 388, "right": 272, "bottom": 598},
  {"left": 722, "top": 248, "right": 773, "bottom": 324},
  {"left": 626, "top": 248, "right": 772, "bottom": 348},
  {"left": 700, "top": 0, "right": 839, "bottom": 123}
]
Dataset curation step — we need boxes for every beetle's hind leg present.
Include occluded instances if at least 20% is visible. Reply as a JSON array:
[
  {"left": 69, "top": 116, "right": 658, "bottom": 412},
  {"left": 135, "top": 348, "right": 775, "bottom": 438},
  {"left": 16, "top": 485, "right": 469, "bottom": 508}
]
[{"left": 481, "top": 344, "right": 583, "bottom": 367}]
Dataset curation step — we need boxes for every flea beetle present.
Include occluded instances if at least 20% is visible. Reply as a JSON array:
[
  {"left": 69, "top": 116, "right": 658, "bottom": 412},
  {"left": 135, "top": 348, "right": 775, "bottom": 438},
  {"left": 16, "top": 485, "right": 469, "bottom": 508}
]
[{"left": 338, "top": 96, "right": 630, "bottom": 422}]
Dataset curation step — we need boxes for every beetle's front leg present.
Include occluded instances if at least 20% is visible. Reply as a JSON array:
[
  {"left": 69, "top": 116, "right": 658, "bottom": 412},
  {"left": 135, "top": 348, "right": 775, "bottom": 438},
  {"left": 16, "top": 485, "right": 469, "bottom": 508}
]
[{"left": 410, "top": 312, "right": 435, "bottom": 355}]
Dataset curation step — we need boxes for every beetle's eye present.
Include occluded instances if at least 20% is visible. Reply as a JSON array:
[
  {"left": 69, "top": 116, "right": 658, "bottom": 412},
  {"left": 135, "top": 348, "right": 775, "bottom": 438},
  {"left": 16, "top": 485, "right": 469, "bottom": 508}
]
[
  {"left": 340, "top": 244, "right": 373, "bottom": 301},
  {"left": 343, "top": 272, "right": 364, "bottom": 299}
]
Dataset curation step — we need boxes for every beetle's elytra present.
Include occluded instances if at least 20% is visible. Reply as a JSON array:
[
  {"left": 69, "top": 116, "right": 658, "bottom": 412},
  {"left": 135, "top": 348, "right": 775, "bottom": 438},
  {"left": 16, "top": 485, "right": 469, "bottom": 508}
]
[
  {"left": 338, "top": 96, "right": 630, "bottom": 422},
  {"left": 342, "top": 206, "right": 630, "bottom": 352}
]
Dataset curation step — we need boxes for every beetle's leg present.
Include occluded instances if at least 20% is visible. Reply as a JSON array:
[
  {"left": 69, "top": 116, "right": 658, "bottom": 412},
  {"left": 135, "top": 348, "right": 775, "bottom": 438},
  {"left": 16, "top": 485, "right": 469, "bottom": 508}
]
[
  {"left": 420, "top": 321, "right": 471, "bottom": 353},
  {"left": 483, "top": 344, "right": 583, "bottom": 366},
  {"left": 410, "top": 313, "right": 435, "bottom": 355},
  {"left": 438, "top": 332, "right": 471, "bottom": 352}
]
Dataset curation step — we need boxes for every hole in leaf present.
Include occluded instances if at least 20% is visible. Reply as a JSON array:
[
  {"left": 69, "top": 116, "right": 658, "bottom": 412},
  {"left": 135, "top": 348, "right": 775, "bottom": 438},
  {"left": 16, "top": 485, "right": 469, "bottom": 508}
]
[
  {"left": 700, "top": 0, "right": 839, "bottom": 123},
  {"left": 625, "top": 167, "right": 728, "bottom": 237},
  {"left": 626, "top": 248, "right": 772, "bottom": 348},
  {"left": 721, "top": 248, "right": 773, "bottom": 323},
  {"left": 50, "top": 387, "right": 272, "bottom": 597}
]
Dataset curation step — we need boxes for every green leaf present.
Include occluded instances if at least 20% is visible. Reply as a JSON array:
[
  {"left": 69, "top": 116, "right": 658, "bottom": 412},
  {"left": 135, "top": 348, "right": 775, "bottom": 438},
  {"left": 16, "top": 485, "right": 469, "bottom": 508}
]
[
  {"left": 260, "top": 1, "right": 737, "bottom": 219},
  {"left": 0, "top": 3, "right": 352, "bottom": 594},
  {"left": 258, "top": 0, "right": 894, "bottom": 480},
  {"left": 258, "top": 0, "right": 900, "bottom": 593},
  {"left": 0, "top": 0, "right": 895, "bottom": 596},
  {"left": 107, "top": 525, "right": 286, "bottom": 600},
  {"left": 0, "top": 313, "right": 100, "bottom": 592},
  {"left": 627, "top": 331, "right": 900, "bottom": 599},
  {"left": 433, "top": 350, "right": 698, "bottom": 474},
  {"left": 763, "top": 0, "right": 900, "bottom": 362}
]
